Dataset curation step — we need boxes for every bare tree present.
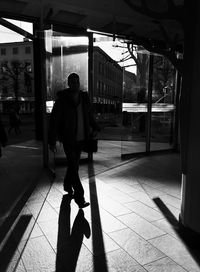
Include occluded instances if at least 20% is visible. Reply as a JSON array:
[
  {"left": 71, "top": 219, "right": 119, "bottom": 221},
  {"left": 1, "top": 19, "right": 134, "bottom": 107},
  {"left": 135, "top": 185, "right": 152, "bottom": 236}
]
[
  {"left": 1, "top": 60, "right": 25, "bottom": 103},
  {"left": 123, "top": 0, "right": 184, "bottom": 75},
  {"left": 114, "top": 42, "right": 149, "bottom": 89}
]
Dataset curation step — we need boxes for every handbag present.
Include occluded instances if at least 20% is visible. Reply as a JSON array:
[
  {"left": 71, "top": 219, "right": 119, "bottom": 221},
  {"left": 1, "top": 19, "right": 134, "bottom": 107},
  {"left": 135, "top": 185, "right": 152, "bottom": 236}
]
[{"left": 82, "top": 138, "right": 98, "bottom": 153}]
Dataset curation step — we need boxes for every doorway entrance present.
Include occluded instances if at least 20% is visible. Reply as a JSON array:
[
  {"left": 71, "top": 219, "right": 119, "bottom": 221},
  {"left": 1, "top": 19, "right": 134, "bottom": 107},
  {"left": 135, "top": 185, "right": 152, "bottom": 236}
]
[{"left": 43, "top": 31, "right": 177, "bottom": 169}]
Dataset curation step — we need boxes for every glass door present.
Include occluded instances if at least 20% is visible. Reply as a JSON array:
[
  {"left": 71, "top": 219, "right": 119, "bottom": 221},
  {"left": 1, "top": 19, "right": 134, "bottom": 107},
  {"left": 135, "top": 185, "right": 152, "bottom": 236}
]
[
  {"left": 120, "top": 47, "right": 177, "bottom": 157},
  {"left": 44, "top": 29, "right": 55, "bottom": 174},
  {"left": 150, "top": 55, "right": 176, "bottom": 151},
  {"left": 45, "top": 31, "right": 89, "bottom": 164},
  {"left": 121, "top": 47, "right": 150, "bottom": 156},
  {"left": 92, "top": 35, "right": 133, "bottom": 158}
]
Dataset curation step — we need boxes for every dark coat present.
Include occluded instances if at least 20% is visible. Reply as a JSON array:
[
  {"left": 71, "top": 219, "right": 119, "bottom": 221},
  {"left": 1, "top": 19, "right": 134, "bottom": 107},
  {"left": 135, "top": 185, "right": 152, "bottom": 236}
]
[{"left": 48, "top": 89, "right": 99, "bottom": 146}]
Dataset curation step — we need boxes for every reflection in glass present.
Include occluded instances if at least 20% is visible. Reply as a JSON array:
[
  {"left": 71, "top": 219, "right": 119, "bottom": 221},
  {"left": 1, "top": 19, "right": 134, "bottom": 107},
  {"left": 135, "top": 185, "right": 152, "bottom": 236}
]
[
  {"left": 121, "top": 47, "right": 149, "bottom": 155},
  {"left": 150, "top": 55, "right": 176, "bottom": 151},
  {"left": 44, "top": 31, "right": 177, "bottom": 161}
]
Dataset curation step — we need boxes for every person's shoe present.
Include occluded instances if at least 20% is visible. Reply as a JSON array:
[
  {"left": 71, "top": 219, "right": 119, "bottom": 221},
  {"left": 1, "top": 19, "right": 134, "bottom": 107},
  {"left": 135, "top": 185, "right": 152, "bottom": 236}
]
[{"left": 77, "top": 201, "right": 90, "bottom": 209}]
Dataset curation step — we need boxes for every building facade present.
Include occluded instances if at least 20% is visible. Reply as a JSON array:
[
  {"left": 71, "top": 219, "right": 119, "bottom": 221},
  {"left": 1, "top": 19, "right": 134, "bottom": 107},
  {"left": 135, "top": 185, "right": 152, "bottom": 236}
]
[{"left": 0, "top": 39, "right": 34, "bottom": 113}]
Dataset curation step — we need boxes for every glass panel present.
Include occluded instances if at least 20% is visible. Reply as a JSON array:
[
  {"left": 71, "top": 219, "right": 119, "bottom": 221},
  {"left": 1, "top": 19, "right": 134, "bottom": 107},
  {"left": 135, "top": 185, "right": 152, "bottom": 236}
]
[
  {"left": 121, "top": 46, "right": 149, "bottom": 156},
  {"left": 93, "top": 35, "right": 123, "bottom": 150},
  {"left": 46, "top": 32, "right": 89, "bottom": 163},
  {"left": 51, "top": 34, "right": 88, "bottom": 94},
  {"left": 150, "top": 55, "right": 176, "bottom": 151},
  {"left": 44, "top": 29, "right": 55, "bottom": 172},
  {"left": 93, "top": 37, "right": 151, "bottom": 157}
]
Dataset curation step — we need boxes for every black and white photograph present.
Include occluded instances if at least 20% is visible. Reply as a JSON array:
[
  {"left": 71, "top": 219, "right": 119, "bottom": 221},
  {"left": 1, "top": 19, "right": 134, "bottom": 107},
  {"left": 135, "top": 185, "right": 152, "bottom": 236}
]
[{"left": 1, "top": 1, "right": 200, "bottom": 272}]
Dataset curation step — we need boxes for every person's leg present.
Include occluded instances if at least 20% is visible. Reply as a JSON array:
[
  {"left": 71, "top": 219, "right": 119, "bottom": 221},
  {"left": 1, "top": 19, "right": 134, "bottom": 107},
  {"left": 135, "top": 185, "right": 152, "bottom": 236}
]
[
  {"left": 63, "top": 142, "right": 89, "bottom": 207},
  {"left": 63, "top": 145, "right": 74, "bottom": 195},
  {"left": 63, "top": 143, "right": 84, "bottom": 199}
]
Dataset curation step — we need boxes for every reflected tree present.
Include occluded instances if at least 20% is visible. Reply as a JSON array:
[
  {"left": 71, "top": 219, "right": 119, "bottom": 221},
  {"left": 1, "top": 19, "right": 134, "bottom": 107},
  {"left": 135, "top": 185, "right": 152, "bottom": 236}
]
[{"left": 1, "top": 60, "right": 24, "bottom": 103}]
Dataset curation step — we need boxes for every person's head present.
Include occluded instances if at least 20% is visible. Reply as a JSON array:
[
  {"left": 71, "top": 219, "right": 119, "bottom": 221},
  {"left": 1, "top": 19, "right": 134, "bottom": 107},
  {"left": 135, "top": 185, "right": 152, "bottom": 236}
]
[{"left": 67, "top": 73, "right": 80, "bottom": 92}]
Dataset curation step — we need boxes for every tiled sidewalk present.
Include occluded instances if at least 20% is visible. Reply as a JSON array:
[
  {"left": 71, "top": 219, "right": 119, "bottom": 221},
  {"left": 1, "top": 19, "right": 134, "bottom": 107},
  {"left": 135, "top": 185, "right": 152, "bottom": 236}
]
[{"left": 1, "top": 143, "right": 200, "bottom": 272}]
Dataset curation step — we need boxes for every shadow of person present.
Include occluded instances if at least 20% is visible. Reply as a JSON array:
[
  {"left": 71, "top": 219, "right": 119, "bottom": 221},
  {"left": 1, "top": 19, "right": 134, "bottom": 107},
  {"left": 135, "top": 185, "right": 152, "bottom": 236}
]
[{"left": 56, "top": 195, "right": 91, "bottom": 272}]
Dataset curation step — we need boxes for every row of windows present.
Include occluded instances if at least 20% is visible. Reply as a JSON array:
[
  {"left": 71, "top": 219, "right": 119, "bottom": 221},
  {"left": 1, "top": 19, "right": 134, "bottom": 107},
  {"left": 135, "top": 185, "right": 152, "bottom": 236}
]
[
  {"left": 98, "top": 61, "right": 122, "bottom": 82},
  {"left": 96, "top": 81, "right": 121, "bottom": 98},
  {"left": 93, "top": 96, "right": 117, "bottom": 105},
  {"left": 0, "top": 46, "right": 31, "bottom": 56}
]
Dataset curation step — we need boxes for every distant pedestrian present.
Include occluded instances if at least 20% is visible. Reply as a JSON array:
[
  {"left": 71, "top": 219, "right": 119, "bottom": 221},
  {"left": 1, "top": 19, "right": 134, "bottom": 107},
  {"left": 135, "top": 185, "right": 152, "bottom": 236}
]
[
  {"left": 0, "top": 115, "right": 8, "bottom": 157},
  {"left": 48, "top": 73, "right": 100, "bottom": 209},
  {"left": 8, "top": 107, "right": 21, "bottom": 135}
]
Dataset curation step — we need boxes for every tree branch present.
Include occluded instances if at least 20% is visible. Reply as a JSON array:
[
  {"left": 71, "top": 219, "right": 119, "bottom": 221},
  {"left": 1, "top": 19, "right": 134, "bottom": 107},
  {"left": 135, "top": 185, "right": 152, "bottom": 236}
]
[{"left": 129, "top": 32, "right": 183, "bottom": 74}]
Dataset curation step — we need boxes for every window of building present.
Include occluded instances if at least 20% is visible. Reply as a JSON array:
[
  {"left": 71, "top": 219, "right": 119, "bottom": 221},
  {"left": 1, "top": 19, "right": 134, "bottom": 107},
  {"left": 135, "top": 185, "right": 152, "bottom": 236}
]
[
  {"left": 1, "top": 48, "right": 6, "bottom": 55},
  {"left": 13, "top": 47, "right": 18, "bottom": 55},
  {"left": 25, "top": 46, "right": 31, "bottom": 54}
]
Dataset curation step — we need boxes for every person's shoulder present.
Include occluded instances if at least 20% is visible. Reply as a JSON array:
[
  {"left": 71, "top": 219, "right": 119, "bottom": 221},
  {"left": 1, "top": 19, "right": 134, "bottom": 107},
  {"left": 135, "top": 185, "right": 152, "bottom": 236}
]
[{"left": 56, "top": 89, "right": 68, "bottom": 99}]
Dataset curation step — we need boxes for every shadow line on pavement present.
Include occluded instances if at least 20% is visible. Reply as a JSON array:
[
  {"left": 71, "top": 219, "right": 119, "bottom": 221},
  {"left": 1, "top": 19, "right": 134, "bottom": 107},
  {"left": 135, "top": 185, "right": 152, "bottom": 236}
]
[{"left": 88, "top": 162, "right": 109, "bottom": 272}]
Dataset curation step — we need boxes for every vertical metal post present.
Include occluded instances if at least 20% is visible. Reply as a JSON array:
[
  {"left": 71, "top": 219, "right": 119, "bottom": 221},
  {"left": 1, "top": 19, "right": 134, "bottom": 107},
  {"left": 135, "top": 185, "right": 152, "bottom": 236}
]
[
  {"left": 39, "top": 30, "right": 49, "bottom": 167},
  {"left": 146, "top": 53, "right": 154, "bottom": 153},
  {"left": 88, "top": 33, "right": 94, "bottom": 102},
  {"left": 173, "top": 69, "right": 182, "bottom": 151},
  {"left": 88, "top": 33, "right": 94, "bottom": 161}
]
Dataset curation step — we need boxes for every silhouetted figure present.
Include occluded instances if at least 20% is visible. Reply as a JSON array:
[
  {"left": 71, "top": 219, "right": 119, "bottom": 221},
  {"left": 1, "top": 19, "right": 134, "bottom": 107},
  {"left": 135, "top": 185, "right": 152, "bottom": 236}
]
[
  {"left": 0, "top": 115, "right": 7, "bottom": 157},
  {"left": 8, "top": 107, "right": 21, "bottom": 135},
  {"left": 48, "top": 73, "right": 100, "bottom": 209}
]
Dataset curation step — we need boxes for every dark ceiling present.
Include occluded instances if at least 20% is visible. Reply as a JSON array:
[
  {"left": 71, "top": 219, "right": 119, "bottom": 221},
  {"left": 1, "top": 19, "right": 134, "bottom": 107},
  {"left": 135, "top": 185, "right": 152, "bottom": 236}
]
[{"left": 0, "top": 0, "right": 184, "bottom": 52}]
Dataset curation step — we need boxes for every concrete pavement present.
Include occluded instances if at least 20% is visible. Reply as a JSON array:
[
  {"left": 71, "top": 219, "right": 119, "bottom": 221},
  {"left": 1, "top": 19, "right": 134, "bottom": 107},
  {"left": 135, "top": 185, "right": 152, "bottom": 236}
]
[{"left": 0, "top": 139, "right": 200, "bottom": 272}]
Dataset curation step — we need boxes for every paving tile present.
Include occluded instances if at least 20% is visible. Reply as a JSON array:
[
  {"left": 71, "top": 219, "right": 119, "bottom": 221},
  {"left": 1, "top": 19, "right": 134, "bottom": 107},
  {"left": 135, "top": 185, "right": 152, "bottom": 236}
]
[
  {"left": 149, "top": 234, "right": 200, "bottom": 272},
  {"left": 55, "top": 237, "right": 94, "bottom": 272},
  {"left": 137, "top": 184, "right": 167, "bottom": 198},
  {"left": 26, "top": 192, "right": 46, "bottom": 204},
  {"left": 12, "top": 217, "right": 43, "bottom": 242},
  {"left": 95, "top": 195, "right": 132, "bottom": 217},
  {"left": 105, "top": 248, "right": 146, "bottom": 272},
  {"left": 37, "top": 203, "right": 59, "bottom": 223},
  {"left": 46, "top": 195, "right": 63, "bottom": 209},
  {"left": 159, "top": 194, "right": 181, "bottom": 209},
  {"left": 127, "top": 191, "right": 160, "bottom": 210},
  {"left": 14, "top": 259, "right": 27, "bottom": 272},
  {"left": 111, "top": 182, "right": 140, "bottom": 194},
  {"left": 83, "top": 222, "right": 120, "bottom": 256},
  {"left": 153, "top": 201, "right": 180, "bottom": 221},
  {"left": 75, "top": 244, "right": 94, "bottom": 272},
  {"left": 2, "top": 147, "right": 184, "bottom": 271},
  {"left": 151, "top": 218, "right": 180, "bottom": 240},
  {"left": 5, "top": 259, "right": 26, "bottom": 272},
  {"left": 91, "top": 178, "right": 136, "bottom": 204},
  {"left": 118, "top": 212, "right": 166, "bottom": 240},
  {"left": 26, "top": 202, "right": 44, "bottom": 218},
  {"left": 141, "top": 180, "right": 166, "bottom": 189},
  {"left": 155, "top": 185, "right": 181, "bottom": 199},
  {"left": 38, "top": 219, "right": 59, "bottom": 250},
  {"left": 144, "top": 256, "right": 187, "bottom": 272},
  {"left": 109, "top": 228, "right": 165, "bottom": 265},
  {"left": 124, "top": 201, "right": 164, "bottom": 222},
  {"left": 20, "top": 236, "right": 56, "bottom": 272},
  {"left": 95, "top": 208, "right": 127, "bottom": 233}
]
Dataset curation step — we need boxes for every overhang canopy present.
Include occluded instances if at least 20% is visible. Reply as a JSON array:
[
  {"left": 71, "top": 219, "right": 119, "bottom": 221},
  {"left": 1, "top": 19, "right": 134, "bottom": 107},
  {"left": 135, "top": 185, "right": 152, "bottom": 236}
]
[{"left": 0, "top": 0, "right": 184, "bottom": 53}]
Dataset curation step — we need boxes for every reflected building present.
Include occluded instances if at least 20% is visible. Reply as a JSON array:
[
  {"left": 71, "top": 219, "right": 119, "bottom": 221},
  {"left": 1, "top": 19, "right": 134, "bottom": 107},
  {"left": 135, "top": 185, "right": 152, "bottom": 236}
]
[
  {"left": 0, "top": 40, "right": 34, "bottom": 113},
  {"left": 49, "top": 43, "right": 124, "bottom": 119}
]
